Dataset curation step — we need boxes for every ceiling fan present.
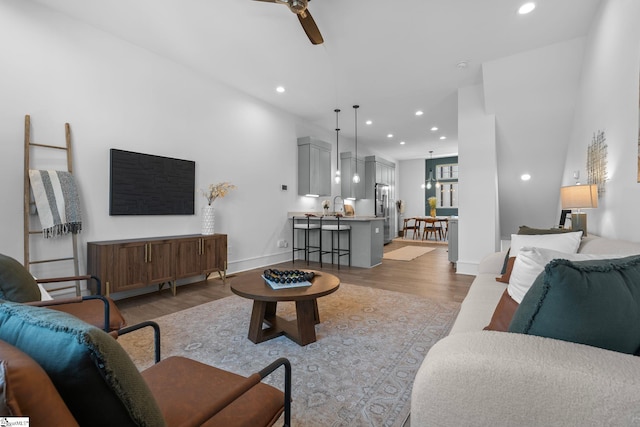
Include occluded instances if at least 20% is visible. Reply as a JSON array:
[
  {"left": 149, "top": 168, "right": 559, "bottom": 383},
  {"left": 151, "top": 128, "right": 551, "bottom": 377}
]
[{"left": 253, "top": 0, "right": 324, "bottom": 45}]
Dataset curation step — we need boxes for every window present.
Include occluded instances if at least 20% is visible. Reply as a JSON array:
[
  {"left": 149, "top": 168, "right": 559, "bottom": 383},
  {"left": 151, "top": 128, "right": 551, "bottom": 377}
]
[
  {"left": 436, "top": 164, "right": 458, "bottom": 180},
  {"left": 437, "top": 183, "right": 458, "bottom": 208}
]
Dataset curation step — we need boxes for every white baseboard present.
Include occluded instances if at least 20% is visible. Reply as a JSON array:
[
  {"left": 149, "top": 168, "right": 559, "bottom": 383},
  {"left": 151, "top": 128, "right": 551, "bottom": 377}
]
[{"left": 455, "top": 261, "right": 479, "bottom": 276}]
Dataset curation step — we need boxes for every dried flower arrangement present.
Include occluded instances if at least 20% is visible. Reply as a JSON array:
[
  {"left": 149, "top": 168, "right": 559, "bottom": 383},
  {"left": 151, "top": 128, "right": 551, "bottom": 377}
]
[{"left": 202, "top": 182, "right": 236, "bottom": 206}]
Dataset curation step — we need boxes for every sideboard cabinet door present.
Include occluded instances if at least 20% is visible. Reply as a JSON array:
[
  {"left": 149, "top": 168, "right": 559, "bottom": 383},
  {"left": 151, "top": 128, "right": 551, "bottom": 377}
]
[
  {"left": 147, "top": 240, "right": 174, "bottom": 284},
  {"left": 174, "top": 237, "right": 203, "bottom": 279},
  {"left": 111, "top": 242, "right": 148, "bottom": 293},
  {"left": 202, "top": 234, "right": 227, "bottom": 275}
]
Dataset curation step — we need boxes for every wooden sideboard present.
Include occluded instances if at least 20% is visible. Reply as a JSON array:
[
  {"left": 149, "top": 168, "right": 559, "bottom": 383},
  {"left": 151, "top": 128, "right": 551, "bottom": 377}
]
[{"left": 87, "top": 234, "right": 227, "bottom": 296}]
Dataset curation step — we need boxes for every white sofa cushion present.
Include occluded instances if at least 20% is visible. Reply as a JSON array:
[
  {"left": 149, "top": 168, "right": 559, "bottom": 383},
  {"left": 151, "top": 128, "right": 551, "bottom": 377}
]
[
  {"left": 507, "top": 247, "right": 628, "bottom": 303},
  {"left": 412, "top": 331, "right": 640, "bottom": 427}
]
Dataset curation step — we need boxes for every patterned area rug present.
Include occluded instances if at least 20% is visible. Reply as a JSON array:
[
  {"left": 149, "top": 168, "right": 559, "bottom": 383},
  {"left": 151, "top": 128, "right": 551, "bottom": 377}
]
[
  {"left": 383, "top": 246, "right": 435, "bottom": 261},
  {"left": 118, "top": 283, "right": 459, "bottom": 426}
]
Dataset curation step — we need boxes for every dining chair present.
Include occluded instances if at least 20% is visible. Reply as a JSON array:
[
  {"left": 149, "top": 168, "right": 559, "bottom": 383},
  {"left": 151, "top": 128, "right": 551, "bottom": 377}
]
[
  {"left": 402, "top": 217, "right": 421, "bottom": 240},
  {"left": 422, "top": 218, "right": 443, "bottom": 241}
]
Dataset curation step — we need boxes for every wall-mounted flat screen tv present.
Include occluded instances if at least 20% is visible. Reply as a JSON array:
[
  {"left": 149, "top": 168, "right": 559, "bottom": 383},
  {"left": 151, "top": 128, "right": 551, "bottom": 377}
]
[{"left": 110, "top": 149, "right": 195, "bottom": 215}]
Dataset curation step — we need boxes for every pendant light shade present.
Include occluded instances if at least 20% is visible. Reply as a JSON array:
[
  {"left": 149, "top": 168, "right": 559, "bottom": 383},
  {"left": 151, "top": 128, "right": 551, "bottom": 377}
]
[
  {"left": 422, "top": 150, "right": 435, "bottom": 189},
  {"left": 334, "top": 109, "right": 341, "bottom": 184},
  {"left": 352, "top": 105, "right": 360, "bottom": 184}
]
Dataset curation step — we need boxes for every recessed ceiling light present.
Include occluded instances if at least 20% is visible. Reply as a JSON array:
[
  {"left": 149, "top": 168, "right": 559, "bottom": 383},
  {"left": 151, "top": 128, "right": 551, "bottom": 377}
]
[
  {"left": 518, "top": 2, "right": 535, "bottom": 14},
  {"left": 366, "top": 120, "right": 373, "bottom": 125},
  {"left": 521, "top": 173, "right": 532, "bottom": 181},
  {"left": 430, "top": 126, "right": 438, "bottom": 131},
  {"left": 415, "top": 110, "right": 424, "bottom": 116},
  {"left": 276, "top": 86, "right": 285, "bottom": 93},
  {"left": 439, "top": 136, "right": 446, "bottom": 140},
  {"left": 400, "top": 141, "right": 406, "bottom": 145},
  {"left": 387, "top": 134, "right": 394, "bottom": 138}
]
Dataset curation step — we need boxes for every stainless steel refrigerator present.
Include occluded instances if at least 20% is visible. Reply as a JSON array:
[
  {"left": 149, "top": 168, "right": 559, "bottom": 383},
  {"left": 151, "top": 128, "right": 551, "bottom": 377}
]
[{"left": 375, "top": 183, "right": 391, "bottom": 244}]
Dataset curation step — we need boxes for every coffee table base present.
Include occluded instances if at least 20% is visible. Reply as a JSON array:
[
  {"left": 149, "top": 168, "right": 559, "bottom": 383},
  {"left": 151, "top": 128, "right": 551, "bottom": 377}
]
[{"left": 248, "top": 299, "right": 321, "bottom": 346}]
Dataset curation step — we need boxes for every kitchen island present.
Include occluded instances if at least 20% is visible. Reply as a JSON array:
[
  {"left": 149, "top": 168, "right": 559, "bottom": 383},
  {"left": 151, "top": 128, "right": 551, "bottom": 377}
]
[{"left": 289, "top": 214, "right": 385, "bottom": 268}]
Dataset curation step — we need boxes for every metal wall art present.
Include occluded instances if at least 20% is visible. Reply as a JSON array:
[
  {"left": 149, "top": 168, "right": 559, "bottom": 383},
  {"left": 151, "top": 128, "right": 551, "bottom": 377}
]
[{"left": 587, "top": 130, "right": 607, "bottom": 196}]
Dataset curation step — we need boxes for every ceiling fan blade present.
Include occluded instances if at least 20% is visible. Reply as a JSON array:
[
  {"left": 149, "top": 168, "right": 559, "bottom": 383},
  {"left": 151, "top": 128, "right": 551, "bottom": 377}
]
[
  {"left": 297, "top": 10, "right": 324, "bottom": 45},
  {"left": 253, "top": 0, "right": 279, "bottom": 2}
]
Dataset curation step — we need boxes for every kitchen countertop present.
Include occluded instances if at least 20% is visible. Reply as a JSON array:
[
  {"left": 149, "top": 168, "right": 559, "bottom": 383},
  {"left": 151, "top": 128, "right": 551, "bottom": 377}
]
[{"left": 288, "top": 212, "right": 383, "bottom": 221}]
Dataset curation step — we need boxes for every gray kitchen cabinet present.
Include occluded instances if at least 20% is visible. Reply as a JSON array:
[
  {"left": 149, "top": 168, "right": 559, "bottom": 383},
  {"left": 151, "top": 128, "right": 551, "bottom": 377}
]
[
  {"left": 297, "top": 137, "right": 331, "bottom": 197},
  {"left": 365, "top": 155, "right": 396, "bottom": 199},
  {"left": 340, "top": 151, "right": 365, "bottom": 199}
]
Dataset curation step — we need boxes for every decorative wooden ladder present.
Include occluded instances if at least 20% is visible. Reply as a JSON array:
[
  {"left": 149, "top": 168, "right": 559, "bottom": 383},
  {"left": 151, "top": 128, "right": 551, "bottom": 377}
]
[{"left": 23, "top": 114, "right": 81, "bottom": 295}]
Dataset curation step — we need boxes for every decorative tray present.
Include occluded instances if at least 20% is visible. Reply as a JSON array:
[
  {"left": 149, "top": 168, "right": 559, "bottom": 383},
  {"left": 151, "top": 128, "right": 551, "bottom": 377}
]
[{"left": 262, "top": 269, "right": 315, "bottom": 290}]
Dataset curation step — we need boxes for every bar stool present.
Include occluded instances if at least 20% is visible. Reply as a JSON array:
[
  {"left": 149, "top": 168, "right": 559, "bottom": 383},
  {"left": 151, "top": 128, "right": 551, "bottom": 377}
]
[
  {"left": 292, "top": 215, "right": 322, "bottom": 265},
  {"left": 320, "top": 216, "right": 351, "bottom": 269}
]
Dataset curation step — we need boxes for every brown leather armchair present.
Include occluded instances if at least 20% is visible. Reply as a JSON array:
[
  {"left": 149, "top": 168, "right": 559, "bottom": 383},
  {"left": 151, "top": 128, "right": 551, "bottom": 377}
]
[
  {"left": 0, "top": 301, "right": 291, "bottom": 427},
  {"left": 0, "top": 253, "right": 125, "bottom": 332}
]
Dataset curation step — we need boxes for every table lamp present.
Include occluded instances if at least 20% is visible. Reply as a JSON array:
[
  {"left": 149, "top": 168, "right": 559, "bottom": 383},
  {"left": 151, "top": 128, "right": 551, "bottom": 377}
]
[{"left": 560, "top": 184, "right": 598, "bottom": 236}]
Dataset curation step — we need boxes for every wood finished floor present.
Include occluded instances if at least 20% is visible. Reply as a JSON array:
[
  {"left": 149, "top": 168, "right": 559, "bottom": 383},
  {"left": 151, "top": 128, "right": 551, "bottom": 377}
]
[{"left": 116, "top": 239, "right": 474, "bottom": 325}]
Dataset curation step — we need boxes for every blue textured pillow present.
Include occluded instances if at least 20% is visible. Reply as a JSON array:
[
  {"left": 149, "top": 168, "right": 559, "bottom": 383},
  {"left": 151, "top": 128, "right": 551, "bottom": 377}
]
[
  {"left": 0, "top": 301, "right": 165, "bottom": 427},
  {"left": 508, "top": 255, "right": 640, "bottom": 355}
]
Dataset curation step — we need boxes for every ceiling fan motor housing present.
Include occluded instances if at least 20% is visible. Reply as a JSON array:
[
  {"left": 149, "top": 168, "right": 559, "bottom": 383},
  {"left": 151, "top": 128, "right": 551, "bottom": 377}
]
[{"left": 289, "top": 0, "right": 308, "bottom": 13}]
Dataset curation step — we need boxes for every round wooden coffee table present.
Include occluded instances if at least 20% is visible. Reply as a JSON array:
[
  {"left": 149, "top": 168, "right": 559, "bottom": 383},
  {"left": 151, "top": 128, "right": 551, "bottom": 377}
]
[{"left": 230, "top": 270, "right": 340, "bottom": 346}]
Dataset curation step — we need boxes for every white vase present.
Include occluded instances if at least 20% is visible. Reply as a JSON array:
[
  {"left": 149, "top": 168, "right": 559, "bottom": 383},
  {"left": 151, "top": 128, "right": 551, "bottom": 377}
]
[{"left": 201, "top": 206, "right": 215, "bottom": 235}]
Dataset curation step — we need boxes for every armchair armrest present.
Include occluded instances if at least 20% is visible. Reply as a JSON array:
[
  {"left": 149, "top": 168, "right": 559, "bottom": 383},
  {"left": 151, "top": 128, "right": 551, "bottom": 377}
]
[
  {"left": 116, "top": 321, "right": 161, "bottom": 363},
  {"left": 27, "top": 294, "right": 124, "bottom": 333},
  {"left": 36, "top": 275, "right": 102, "bottom": 295},
  {"left": 412, "top": 331, "right": 640, "bottom": 426},
  {"left": 259, "top": 358, "right": 291, "bottom": 427}
]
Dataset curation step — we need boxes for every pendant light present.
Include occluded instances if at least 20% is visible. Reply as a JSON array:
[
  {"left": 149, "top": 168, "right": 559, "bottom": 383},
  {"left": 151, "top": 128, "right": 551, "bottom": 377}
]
[
  {"left": 421, "top": 150, "right": 435, "bottom": 189},
  {"left": 334, "top": 109, "right": 341, "bottom": 184},
  {"left": 352, "top": 105, "right": 360, "bottom": 184}
]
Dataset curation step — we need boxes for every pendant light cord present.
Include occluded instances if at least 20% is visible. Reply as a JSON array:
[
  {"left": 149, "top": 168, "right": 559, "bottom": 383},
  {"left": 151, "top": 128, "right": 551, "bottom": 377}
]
[
  {"left": 335, "top": 108, "right": 340, "bottom": 168},
  {"left": 353, "top": 105, "right": 359, "bottom": 181}
]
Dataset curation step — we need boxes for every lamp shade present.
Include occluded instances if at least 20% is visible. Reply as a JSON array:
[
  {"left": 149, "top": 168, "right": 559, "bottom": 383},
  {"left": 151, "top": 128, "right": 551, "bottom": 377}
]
[{"left": 560, "top": 184, "right": 598, "bottom": 209}]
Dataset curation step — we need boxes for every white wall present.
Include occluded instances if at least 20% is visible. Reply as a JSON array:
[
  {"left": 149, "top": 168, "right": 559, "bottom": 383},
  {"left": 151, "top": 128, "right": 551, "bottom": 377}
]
[
  {"left": 0, "top": 0, "right": 340, "bottom": 287},
  {"left": 483, "top": 38, "right": 586, "bottom": 238},
  {"left": 457, "top": 85, "right": 499, "bottom": 275},
  {"left": 398, "top": 159, "right": 425, "bottom": 218},
  {"left": 563, "top": 0, "right": 640, "bottom": 241}
]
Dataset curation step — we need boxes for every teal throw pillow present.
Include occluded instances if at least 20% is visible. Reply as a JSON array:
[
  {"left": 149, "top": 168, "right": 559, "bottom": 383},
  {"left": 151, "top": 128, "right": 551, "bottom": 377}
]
[
  {"left": 0, "top": 253, "right": 41, "bottom": 302},
  {"left": 0, "top": 301, "right": 166, "bottom": 427},
  {"left": 509, "top": 255, "right": 640, "bottom": 355}
]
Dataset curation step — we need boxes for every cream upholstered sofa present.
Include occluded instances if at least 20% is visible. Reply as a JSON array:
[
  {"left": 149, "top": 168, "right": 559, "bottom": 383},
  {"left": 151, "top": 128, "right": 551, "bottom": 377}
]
[{"left": 411, "top": 235, "right": 640, "bottom": 426}]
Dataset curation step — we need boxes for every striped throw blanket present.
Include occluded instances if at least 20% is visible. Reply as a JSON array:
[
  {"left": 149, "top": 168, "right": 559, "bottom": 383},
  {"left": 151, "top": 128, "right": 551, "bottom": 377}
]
[{"left": 28, "top": 170, "right": 82, "bottom": 238}]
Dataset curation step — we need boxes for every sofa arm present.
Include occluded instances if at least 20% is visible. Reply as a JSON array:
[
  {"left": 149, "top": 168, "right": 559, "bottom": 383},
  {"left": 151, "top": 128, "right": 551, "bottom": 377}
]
[
  {"left": 477, "top": 251, "right": 508, "bottom": 275},
  {"left": 411, "top": 331, "right": 640, "bottom": 426}
]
